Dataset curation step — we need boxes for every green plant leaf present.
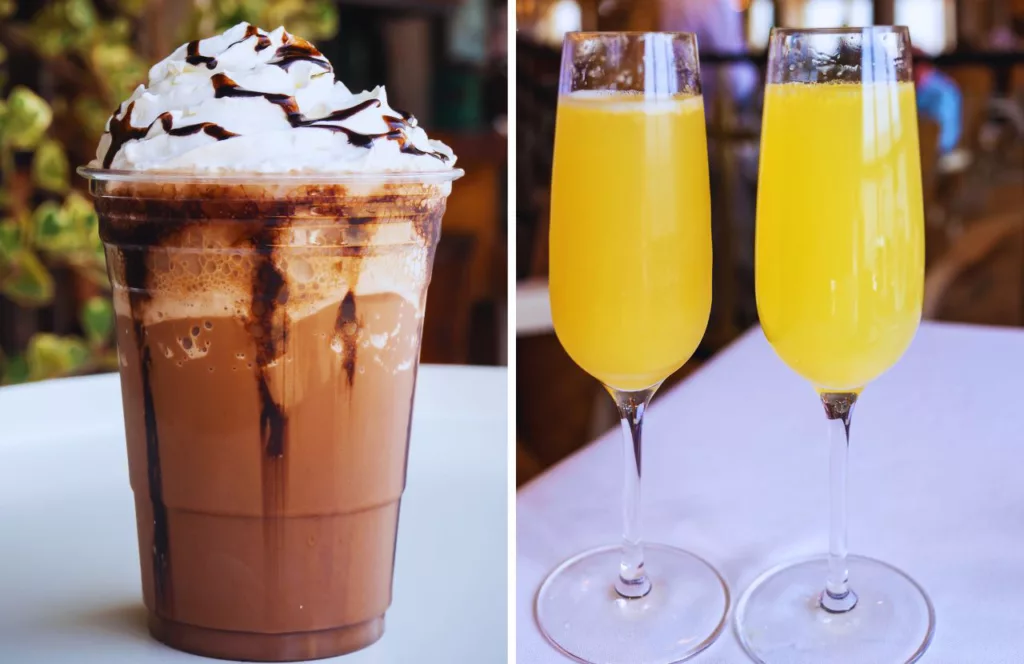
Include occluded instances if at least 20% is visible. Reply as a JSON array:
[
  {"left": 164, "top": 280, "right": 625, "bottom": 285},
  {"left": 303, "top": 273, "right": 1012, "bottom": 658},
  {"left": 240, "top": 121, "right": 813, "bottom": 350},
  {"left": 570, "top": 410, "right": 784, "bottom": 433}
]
[
  {"left": 56, "top": 193, "right": 109, "bottom": 286},
  {"left": 215, "top": 0, "right": 260, "bottom": 30},
  {"left": 89, "top": 42, "right": 147, "bottom": 103},
  {"left": 80, "top": 296, "right": 114, "bottom": 346},
  {"left": 107, "top": 17, "right": 131, "bottom": 41},
  {"left": 117, "top": 0, "right": 148, "bottom": 17},
  {"left": 1, "top": 249, "right": 55, "bottom": 306},
  {"left": 32, "top": 138, "right": 70, "bottom": 193},
  {"left": 2, "top": 354, "right": 29, "bottom": 385},
  {"left": 73, "top": 96, "right": 110, "bottom": 145},
  {"left": 63, "top": 191, "right": 98, "bottom": 231},
  {"left": 4, "top": 86, "right": 53, "bottom": 150},
  {"left": 65, "top": 192, "right": 101, "bottom": 253},
  {"left": 0, "top": 98, "right": 7, "bottom": 136},
  {"left": 29, "top": 0, "right": 94, "bottom": 57},
  {"left": 0, "top": 219, "right": 21, "bottom": 265},
  {"left": 64, "top": 0, "right": 97, "bottom": 31},
  {"left": 26, "top": 333, "right": 91, "bottom": 381},
  {"left": 0, "top": 0, "right": 14, "bottom": 20},
  {"left": 294, "top": 2, "right": 339, "bottom": 41},
  {"left": 32, "top": 200, "right": 72, "bottom": 252}
]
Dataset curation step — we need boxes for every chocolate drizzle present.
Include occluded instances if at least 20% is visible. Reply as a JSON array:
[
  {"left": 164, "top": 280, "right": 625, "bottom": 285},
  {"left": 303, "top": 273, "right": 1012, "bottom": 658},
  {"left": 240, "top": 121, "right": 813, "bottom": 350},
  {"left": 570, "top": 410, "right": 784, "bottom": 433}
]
[
  {"left": 187, "top": 25, "right": 330, "bottom": 74},
  {"left": 212, "top": 74, "right": 449, "bottom": 162},
  {"left": 384, "top": 115, "right": 432, "bottom": 158},
  {"left": 249, "top": 245, "right": 289, "bottom": 459},
  {"left": 102, "top": 26, "right": 449, "bottom": 167},
  {"left": 335, "top": 290, "right": 360, "bottom": 385},
  {"left": 214, "top": 73, "right": 302, "bottom": 116},
  {"left": 102, "top": 102, "right": 238, "bottom": 169},
  {"left": 270, "top": 38, "right": 332, "bottom": 72},
  {"left": 159, "top": 114, "right": 238, "bottom": 141},
  {"left": 187, "top": 24, "right": 274, "bottom": 70},
  {"left": 139, "top": 341, "right": 173, "bottom": 612},
  {"left": 119, "top": 225, "right": 175, "bottom": 616},
  {"left": 185, "top": 40, "right": 217, "bottom": 69},
  {"left": 236, "top": 24, "right": 272, "bottom": 53},
  {"left": 212, "top": 73, "right": 375, "bottom": 143}
]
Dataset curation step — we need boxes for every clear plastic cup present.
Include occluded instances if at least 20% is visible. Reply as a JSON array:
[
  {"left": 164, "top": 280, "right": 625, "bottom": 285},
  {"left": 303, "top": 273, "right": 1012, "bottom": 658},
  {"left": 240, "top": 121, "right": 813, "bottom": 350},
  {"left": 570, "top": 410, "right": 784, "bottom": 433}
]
[{"left": 80, "top": 167, "right": 462, "bottom": 661}]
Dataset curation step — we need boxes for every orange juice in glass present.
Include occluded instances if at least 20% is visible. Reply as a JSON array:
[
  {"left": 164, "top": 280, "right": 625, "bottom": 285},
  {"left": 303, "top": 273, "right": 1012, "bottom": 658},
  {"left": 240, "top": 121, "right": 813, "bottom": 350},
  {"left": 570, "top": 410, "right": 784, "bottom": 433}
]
[
  {"left": 550, "top": 93, "right": 712, "bottom": 391},
  {"left": 737, "top": 27, "right": 933, "bottom": 664},
  {"left": 537, "top": 32, "right": 727, "bottom": 664},
  {"left": 756, "top": 81, "right": 924, "bottom": 392}
]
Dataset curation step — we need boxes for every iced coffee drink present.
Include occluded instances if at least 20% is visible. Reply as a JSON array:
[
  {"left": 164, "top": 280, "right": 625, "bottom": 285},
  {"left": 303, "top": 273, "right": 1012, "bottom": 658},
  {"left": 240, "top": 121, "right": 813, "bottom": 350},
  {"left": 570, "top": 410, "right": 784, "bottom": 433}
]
[{"left": 82, "top": 22, "right": 459, "bottom": 662}]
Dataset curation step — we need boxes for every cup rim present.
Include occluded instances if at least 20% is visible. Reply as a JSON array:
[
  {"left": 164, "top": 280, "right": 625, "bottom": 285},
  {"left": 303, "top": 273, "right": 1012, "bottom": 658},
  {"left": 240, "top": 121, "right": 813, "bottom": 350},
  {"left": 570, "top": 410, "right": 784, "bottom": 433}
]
[
  {"left": 770, "top": 26, "right": 910, "bottom": 36},
  {"left": 77, "top": 166, "right": 464, "bottom": 185},
  {"left": 564, "top": 31, "right": 698, "bottom": 39}
]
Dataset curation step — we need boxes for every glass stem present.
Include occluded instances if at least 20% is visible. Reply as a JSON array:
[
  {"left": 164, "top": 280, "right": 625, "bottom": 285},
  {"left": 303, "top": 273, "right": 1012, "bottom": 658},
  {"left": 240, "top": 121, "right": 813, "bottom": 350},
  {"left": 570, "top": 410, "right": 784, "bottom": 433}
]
[
  {"left": 820, "top": 391, "right": 859, "bottom": 613},
  {"left": 608, "top": 385, "right": 659, "bottom": 599}
]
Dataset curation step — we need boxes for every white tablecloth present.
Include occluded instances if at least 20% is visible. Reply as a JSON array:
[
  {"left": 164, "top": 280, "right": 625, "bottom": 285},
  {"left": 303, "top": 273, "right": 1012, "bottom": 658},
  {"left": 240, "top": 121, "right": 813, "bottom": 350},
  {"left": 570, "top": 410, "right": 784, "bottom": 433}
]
[
  {"left": 518, "top": 322, "right": 1024, "bottom": 663},
  {"left": 0, "top": 366, "right": 508, "bottom": 664}
]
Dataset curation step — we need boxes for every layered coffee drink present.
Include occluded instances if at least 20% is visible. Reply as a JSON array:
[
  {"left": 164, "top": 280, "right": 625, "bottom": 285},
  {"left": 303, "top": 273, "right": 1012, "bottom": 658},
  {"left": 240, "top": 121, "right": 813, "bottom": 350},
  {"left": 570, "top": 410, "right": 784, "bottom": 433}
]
[{"left": 83, "top": 23, "right": 458, "bottom": 662}]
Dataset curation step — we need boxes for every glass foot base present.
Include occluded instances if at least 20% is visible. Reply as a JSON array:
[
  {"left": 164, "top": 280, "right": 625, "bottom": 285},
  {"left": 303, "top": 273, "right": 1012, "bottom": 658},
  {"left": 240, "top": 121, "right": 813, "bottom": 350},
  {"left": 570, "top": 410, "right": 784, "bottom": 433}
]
[
  {"left": 536, "top": 544, "right": 729, "bottom": 664},
  {"left": 735, "top": 555, "right": 935, "bottom": 664}
]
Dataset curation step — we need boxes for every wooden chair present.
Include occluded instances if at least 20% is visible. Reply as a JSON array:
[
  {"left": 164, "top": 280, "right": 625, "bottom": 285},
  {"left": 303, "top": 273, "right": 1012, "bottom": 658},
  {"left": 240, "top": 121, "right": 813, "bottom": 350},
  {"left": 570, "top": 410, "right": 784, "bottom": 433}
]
[
  {"left": 945, "top": 65, "right": 995, "bottom": 153},
  {"left": 423, "top": 131, "right": 507, "bottom": 364},
  {"left": 918, "top": 115, "right": 970, "bottom": 242},
  {"left": 932, "top": 67, "right": 997, "bottom": 235},
  {"left": 923, "top": 211, "right": 1024, "bottom": 323},
  {"left": 433, "top": 131, "right": 507, "bottom": 306},
  {"left": 422, "top": 232, "right": 476, "bottom": 364},
  {"left": 919, "top": 117, "right": 941, "bottom": 223},
  {"left": 1011, "top": 64, "right": 1024, "bottom": 96}
]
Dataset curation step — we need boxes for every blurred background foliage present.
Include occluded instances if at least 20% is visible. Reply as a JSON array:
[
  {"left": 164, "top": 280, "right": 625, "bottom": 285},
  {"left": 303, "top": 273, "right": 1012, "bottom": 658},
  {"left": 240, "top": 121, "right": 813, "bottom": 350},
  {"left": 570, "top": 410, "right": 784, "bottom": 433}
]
[{"left": 0, "top": 0, "right": 339, "bottom": 384}]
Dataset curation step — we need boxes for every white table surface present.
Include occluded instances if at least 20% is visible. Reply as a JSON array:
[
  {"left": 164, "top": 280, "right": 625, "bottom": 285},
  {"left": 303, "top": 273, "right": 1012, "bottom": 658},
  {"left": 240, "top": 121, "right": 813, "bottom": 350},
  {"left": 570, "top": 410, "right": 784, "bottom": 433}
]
[
  {"left": 518, "top": 322, "right": 1024, "bottom": 664},
  {"left": 0, "top": 366, "right": 508, "bottom": 664},
  {"left": 516, "top": 279, "right": 553, "bottom": 337}
]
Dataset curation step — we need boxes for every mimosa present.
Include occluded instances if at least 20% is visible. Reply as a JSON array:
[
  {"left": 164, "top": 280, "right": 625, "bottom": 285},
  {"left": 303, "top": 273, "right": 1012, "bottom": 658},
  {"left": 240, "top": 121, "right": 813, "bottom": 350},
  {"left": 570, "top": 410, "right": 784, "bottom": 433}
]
[
  {"left": 538, "top": 34, "right": 730, "bottom": 664},
  {"left": 739, "top": 29, "right": 935, "bottom": 664},
  {"left": 549, "top": 93, "right": 712, "bottom": 391},
  {"left": 756, "top": 82, "right": 924, "bottom": 391}
]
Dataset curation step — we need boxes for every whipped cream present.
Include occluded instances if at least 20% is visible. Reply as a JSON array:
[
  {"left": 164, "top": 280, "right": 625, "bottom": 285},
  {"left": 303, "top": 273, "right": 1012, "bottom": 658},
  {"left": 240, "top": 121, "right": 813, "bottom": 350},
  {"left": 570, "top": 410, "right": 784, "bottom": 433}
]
[{"left": 93, "top": 23, "right": 455, "bottom": 173}]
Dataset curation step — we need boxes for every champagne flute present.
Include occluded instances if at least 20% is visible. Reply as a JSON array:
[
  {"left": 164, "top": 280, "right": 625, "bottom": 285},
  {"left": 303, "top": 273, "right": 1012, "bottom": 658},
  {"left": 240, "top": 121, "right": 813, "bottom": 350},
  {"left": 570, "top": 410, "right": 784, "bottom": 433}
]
[
  {"left": 538, "top": 31, "right": 728, "bottom": 664},
  {"left": 737, "top": 26, "right": 933, "bottom": 663}
]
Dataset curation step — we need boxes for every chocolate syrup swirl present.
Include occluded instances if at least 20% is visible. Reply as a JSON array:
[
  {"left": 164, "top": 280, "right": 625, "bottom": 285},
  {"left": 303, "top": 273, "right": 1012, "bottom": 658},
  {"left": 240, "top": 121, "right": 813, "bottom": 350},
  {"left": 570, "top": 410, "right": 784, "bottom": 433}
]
[
  {"left": 236, "top": 24, "right": 272, "bottom": 53},
  {"left": 120, "top": 229, "right": 175, "bottom": 616},
  {"left": 102, "top": 25, "right": 450, "bottom": 167},
  {"left": 187, "top": 24, "right": 274, "bottom": 71},
  {"left": 213, "top": 74, "right": 301, "bottom": 114},
  {"left": 270, "top": 39, "right": 332, "bottom": 72},
  {"left": 102, "top": 102, "right": 238, "bottom": 169},
  {"left": 335, "top": 290, "right": 360, "bottom": 385},
  {"left": 139, "top": 342, "right": 173, "bottom": 613},
  {"left": 188, "top": 25, "right": 329, "bottom": 75},
  {"left": 185, "top": 40, "right": 217, "bottom": 69},
  {"left": 163, "top": 120, "right": 237, "bottom": 141},
  {"left": 211, "top": 74, "right": 449, "bottom": 162},
  {"left": 384, "top": 115, "right": 434, "bottom": 158},
  {"left": 250, "top": 249, "right": 289, "bottom": 459}
]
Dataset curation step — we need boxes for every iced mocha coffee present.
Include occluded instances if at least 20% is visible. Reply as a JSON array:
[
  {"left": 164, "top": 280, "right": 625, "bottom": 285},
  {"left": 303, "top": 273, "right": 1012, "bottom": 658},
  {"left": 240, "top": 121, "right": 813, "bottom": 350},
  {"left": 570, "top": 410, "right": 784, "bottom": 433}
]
[{"left": 83, "top": 22, "right": 459, "bottom": 662}]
